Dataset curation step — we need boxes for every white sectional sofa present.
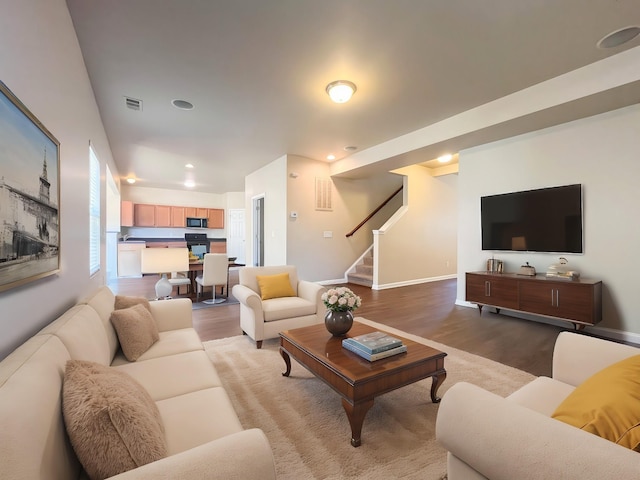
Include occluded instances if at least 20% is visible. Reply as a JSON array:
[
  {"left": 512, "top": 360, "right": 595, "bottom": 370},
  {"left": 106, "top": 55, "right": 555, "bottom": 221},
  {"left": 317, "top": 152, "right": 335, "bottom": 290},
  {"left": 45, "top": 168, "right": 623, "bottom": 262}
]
[
  {"left": 0, "top": 285, "right": 276, "bottom": 480},
  {"left": 436, "top": 331, "right": 640, "bottom": 480}
]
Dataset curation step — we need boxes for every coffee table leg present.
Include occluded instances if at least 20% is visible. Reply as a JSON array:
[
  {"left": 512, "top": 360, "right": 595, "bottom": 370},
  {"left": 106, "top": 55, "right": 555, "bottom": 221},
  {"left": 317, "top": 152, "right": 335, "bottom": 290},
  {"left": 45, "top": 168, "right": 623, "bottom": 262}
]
[
  {"left": 280, "top": 348, "right": 292, "bottom": 377},
  {"left": 341, "top": 398, "right": 374, "bottom": 447},
  {"left": 430, "top": 371, "right": 447, "bottom": 403}
]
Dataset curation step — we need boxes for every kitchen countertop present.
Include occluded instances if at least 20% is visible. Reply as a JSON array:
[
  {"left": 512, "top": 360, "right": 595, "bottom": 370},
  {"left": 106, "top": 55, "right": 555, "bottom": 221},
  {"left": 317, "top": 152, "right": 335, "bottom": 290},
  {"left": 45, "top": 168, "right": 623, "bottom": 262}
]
[{"left": 119, "top": 237, "right": 226, "bottom": 243}]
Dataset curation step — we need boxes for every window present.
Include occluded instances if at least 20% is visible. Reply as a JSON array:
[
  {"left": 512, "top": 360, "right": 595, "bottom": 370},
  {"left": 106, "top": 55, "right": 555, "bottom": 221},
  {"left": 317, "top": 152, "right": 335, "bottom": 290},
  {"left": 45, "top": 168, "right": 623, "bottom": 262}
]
[{"left": 89, "top": 145, "right": 100, "bottom": 275}]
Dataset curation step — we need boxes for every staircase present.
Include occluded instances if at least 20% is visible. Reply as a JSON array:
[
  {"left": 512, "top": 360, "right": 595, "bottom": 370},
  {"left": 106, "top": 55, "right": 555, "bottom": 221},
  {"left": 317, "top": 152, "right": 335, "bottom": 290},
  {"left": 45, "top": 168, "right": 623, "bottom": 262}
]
[{"left": 347, "top": 250, "right": 373, "bottom": 287}]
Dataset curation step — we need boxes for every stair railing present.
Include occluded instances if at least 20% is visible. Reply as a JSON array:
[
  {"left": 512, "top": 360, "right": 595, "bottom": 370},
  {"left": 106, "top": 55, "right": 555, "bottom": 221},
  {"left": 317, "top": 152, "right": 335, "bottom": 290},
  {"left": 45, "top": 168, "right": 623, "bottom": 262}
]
[{"left": 345, "top": 186, "right": 403, "bottom": 238}]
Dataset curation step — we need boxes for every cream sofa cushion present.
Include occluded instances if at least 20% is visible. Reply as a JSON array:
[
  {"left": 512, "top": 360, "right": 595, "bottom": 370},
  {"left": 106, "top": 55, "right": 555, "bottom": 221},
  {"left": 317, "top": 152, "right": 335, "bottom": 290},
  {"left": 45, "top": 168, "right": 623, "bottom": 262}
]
[
  {"left": 63, "top": 360, "right": 167, "bottom": 480},
  {"left": 0, "top": 335, "right": 81, "bottom": 480},
  {"left": 156, "top": 387, "right": 244, "bottom": 455},
  {"left": 38, "top": 304, "right": 111, "bottom": 366},
  {"left": 114, "top": 350, "right": 223, "bottom": 401},
  {"left": 262, "top": 297, "right": 316, "bottom": 322}
]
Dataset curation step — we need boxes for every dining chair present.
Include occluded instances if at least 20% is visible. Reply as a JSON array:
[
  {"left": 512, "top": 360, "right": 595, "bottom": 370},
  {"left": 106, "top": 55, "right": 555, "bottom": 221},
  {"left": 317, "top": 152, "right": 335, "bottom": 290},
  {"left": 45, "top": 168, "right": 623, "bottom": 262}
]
[{"left": 195, "top": 253, "right": 228, "bottom": 304}]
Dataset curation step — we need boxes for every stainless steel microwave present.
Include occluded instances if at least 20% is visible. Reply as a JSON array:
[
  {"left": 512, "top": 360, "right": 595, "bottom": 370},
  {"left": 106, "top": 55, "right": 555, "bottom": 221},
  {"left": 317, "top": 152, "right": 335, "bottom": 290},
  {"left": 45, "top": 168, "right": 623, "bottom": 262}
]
[{"left": 186, "top": 217, "right": 208, "bottom": 228}]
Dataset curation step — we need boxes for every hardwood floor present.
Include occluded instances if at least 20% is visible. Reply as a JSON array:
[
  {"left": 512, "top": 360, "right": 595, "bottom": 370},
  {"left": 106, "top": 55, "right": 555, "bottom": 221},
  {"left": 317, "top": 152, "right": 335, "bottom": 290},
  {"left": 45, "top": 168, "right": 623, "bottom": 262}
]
[{"left": 107, "top": 272, "right": 567, "bottom": 377}]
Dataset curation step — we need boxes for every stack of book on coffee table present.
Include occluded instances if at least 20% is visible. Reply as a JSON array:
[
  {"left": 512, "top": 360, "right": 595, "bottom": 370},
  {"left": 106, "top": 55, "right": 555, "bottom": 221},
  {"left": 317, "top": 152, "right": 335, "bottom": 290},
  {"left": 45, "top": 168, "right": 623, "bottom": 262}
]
[{"left": 342, "top": 331, "right": 407, "bottom": 361}]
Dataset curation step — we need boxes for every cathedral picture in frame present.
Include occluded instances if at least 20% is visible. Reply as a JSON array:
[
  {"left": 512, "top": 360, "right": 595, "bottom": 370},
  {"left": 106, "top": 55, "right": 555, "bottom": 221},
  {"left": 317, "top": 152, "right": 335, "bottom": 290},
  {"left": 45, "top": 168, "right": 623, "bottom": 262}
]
[{"left": 0, "top": 81, "right": 60, "bottom": 293}]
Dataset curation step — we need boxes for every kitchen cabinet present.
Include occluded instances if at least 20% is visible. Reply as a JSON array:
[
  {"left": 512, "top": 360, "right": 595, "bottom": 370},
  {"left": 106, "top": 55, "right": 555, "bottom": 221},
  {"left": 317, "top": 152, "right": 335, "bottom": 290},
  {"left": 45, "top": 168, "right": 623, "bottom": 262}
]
[
  {"left": 117, "top": 242, "right": 146, "bottom": 277},
  {"left": 155, "top": 205, "right": 171, "bottom": 227},
  {"left": 171, "top": 206, "right": 186, "bottom": 227},
  {"left": 209, "top": 241, "right": 227, "bottom": 254},
  {"left": 466, "top": 272, "right": 602, "bottom": 329},
  {"left": 121, "top": 201, "right": 134, "bottom": 227},
  {"left": 133, "top": 204, "right": 155, "bottom": 226},
  {"left": 207, "top": 208, "right": 224, "bottom": 229},
  {"left": 125, "top": 202, "right": 225, "bottom": 228}
]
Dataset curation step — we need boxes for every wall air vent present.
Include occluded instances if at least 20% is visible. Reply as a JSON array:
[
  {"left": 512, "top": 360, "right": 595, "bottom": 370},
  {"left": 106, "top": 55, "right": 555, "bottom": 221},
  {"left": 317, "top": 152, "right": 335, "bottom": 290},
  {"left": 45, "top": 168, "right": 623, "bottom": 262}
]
[{"left": 124, "top": 96, "right": 142, "bottom": 111}]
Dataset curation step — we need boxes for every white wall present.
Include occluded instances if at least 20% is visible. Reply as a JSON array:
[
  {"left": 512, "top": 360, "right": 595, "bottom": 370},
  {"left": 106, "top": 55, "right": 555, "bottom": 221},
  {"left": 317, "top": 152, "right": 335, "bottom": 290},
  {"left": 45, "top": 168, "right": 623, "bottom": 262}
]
[
  {"left": 286, "top": 155, "right": 403, "bottom": 282},
  {"left": 376, "top": 165, "right": 457, "bottom": 287},
  {"left": 457, "top": 104, "right": 640, "bottom": 337},
  {"left": 244, "top": 155, "right": 288, "bottom": 266},
  {"left": 0, "top": 0, "right": 117, "bottom": 359}
]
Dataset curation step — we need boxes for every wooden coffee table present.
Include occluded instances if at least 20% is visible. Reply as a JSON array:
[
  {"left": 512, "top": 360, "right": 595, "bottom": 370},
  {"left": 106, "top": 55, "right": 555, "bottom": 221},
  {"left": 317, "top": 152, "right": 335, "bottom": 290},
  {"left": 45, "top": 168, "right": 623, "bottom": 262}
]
[{"left": 279, "top": 321, "right": 447, "bottom": 447}]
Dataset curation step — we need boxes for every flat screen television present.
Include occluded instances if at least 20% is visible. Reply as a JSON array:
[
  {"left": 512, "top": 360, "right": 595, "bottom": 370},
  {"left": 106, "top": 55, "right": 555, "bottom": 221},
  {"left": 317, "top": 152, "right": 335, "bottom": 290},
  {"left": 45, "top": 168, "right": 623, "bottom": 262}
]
[{"left": 481, "top": 184, "right": 583, "bottom": 253}]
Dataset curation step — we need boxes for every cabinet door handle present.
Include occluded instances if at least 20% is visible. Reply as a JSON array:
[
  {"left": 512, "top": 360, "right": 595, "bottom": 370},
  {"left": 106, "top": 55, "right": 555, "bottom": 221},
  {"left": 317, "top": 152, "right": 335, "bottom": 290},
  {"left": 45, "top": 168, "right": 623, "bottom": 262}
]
[
  {"left": 485, "top": 281, "right": 491, "bottom": 297},
  {"left": 556, "top": 289, "right": 560, "bottom": 307},
  {"left": 551, "top": 290, "right": 555, "bottom": 306}
]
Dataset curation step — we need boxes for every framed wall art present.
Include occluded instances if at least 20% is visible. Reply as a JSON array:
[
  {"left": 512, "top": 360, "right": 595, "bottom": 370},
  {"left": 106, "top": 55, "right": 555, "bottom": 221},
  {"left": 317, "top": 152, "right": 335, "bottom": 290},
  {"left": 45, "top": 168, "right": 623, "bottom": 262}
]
[{"left": 0, "top": 81, "right": 60, "bottom": 293}]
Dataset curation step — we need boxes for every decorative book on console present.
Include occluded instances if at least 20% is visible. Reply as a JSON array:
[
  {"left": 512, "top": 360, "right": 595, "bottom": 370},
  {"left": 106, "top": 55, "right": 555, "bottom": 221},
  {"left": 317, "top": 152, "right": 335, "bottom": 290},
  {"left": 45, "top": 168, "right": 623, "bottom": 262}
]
[
  {"left": 347, "top": 331, "right": 403, "bottom": 354},
  {"left": 342, "top": 338, "right": 407, "bottom": 361}
]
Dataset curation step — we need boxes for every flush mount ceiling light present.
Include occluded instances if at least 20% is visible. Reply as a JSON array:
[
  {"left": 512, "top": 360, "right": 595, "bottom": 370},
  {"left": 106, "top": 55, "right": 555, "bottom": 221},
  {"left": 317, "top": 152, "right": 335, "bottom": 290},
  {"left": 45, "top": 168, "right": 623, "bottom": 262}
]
[
  {"left": 172, "top": 99, "right": 194, "bottom": 110},
  {"left": 326, "top": 80, "right": 357, "bottom": 103},
  {"left": 184, "top": 180, "right": 195, "bottom": 188},
  {"left": 185, "top": 163, "right": 194, "bottom": 169},
  {"left": 597, "top": 26, "right": 640, "bottom": 49},
  {"left": 126, "top": 178, "right": 136, "bottom": 184},
  {"left": 327, "top": 154, "right": 336, "bottom": 160},
  {"left": 438, "top": 154, "right": 453, "bottom": 163}
]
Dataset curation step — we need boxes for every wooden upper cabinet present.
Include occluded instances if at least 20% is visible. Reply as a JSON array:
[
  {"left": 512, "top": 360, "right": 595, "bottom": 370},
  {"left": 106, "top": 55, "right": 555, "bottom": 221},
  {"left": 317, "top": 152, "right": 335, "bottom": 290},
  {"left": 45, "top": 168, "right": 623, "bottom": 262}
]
[
  {"left": 208, "top": 209, "right": 224, "bottom": 229},
  {"left": 155, "top": 205, "right": 171, "bottom": 227},
  {"left": 185, "top": 207, "right": 197, "bottom": 218},
  {"left": 196, "top": 207, "right": 208, "bottom": 218},
  {"left": 134, "top": 204, "right": 155, "bottom": 227},
  {"left": 171, "top": 206, "right": 186, "bottom": 227},
  {"left": 121, "top": 201, "right": 134, "bottom": 227}
]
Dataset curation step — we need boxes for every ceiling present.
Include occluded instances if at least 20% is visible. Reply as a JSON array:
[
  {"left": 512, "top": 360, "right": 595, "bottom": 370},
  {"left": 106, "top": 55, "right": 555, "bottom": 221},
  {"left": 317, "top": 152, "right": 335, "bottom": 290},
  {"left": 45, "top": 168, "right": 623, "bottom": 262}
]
[{"left": 65, "top": 0, "right": 640, "bottom": 194}]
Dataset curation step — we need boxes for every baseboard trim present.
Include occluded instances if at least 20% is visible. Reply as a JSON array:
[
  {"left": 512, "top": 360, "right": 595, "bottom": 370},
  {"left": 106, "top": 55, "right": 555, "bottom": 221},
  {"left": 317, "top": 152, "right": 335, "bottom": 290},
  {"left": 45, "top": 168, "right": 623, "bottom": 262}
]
[
  {"left": 373, "top": 274, "right": 457, "bottom": 291},
  {"left": 455, "top": 299, "right": 640, "bottom": 346}
]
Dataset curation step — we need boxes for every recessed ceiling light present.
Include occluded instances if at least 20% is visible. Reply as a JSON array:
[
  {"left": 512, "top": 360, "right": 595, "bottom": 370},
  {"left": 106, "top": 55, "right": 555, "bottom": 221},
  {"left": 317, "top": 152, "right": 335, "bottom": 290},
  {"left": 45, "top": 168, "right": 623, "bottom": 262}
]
[
  {"left": 438, "top": 154, "right": 453, "bottom": 163},
  {"left": 126, "top": 178, "right": 136, "bottom": 184},
  {"left": 185, "top": 163, "right": 194, "bottom": 169},
  {"left": 172, "top": 99, "right": 194, "bottom": 110},
  {"left": 184, "top": 180, "right": 195, "bottom": 188},
  {"left": 326, "top": 80, "right": 357, "bottom": 103},
  {"left": 344, "top": 145, "right": 358, "bottom": 151},
  {"left": 597, "top": 26, "right": 640, "bottom": 49},
  {"left": 327, "top": 154, "right": 336, "bottom": 160}
]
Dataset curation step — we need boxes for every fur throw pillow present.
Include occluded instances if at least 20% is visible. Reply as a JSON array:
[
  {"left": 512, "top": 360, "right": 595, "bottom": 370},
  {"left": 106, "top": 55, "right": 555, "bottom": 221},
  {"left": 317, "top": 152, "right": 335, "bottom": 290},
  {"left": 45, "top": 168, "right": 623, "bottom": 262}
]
[{"left": 62, "top": 360, "right": 167, "bottom": 480}]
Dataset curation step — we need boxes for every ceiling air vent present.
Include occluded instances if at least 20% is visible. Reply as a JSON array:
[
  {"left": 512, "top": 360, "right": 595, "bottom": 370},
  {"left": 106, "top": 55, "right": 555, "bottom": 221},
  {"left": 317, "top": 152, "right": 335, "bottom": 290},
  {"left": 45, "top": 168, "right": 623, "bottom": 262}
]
[{"left": 124, "top": 96, "right": 142, "bottom": 111}]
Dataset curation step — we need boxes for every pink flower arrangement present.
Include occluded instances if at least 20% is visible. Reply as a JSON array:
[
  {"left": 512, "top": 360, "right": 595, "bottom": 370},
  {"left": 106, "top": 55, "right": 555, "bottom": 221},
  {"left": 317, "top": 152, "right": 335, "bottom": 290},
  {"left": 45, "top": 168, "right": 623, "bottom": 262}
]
[{"left": 321, "top": 287, "right": 362, "bottom": 312}]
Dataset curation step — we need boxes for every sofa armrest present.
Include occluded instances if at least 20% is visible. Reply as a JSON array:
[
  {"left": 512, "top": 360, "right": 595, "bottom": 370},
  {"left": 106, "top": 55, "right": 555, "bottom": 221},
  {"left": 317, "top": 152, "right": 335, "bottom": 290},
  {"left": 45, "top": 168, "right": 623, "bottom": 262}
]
[
  {"left": 552, "top": 331, "right": 640, "bottom": 386},
  {"left": 436, "top": 382, "right": 640, "bottom": 480},
  {"left": 297, "top": 280, "right": 326, "bottom": 307},
  {"left": 148, "top": 298, "right": 193, "bottom": 332},
  {"left": 232, "top": 285, "right": 263, "bottom": 313},
  {"left": 109, "top": 429, "right": 275, "bottom": 480}
]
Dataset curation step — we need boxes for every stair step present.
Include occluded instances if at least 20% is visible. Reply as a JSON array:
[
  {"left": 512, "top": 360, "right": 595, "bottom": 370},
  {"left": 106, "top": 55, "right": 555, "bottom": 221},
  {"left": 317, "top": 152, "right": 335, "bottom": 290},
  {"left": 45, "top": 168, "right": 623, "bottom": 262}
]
[
  {"left": 355, "top": 264, "right": 373, "bottom": 275},
  {"left": 348, "top": 272, "right": 373, "bottom": 287}
]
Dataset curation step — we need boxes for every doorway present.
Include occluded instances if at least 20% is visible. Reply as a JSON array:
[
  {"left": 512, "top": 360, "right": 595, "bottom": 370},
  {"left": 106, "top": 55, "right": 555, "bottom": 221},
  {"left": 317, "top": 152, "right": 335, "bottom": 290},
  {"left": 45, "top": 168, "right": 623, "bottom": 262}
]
[
  {"left": 252, "top": 195, "right": 264, "bottom": 267},
  {"left": 227, "top": 208, "right": 245, "bottom": 264}
]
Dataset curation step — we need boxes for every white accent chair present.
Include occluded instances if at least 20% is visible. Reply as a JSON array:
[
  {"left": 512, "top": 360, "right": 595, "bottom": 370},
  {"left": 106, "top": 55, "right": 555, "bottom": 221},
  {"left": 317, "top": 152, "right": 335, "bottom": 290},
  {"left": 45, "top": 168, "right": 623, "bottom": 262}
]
[
  {"left": 196, "top": 253, "right": 228, "bottom": 304},
  {"left": 169, "top": 271, "right": 191, "bottom": 295},
  {"left": 232, "top": 265, "right": 326, "bottom": 348}
]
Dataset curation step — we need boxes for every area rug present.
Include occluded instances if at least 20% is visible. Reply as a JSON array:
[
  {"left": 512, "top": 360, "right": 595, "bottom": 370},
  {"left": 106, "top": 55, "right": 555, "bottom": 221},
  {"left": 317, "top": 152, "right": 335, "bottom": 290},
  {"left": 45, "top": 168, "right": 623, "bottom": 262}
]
[{"left": 204, "top": 318, "right": 535, "bottom": 479}]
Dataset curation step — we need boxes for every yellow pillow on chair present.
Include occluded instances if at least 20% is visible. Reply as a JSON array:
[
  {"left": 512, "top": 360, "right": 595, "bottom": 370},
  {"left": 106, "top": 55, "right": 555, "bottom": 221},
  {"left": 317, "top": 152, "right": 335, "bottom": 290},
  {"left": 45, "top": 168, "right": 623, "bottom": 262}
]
[
  {"left": 551, "top": 354, "right": 640, "bottom": 451},
  {"left": 256, "top": 272, "right": 296, "bottom": 300}
]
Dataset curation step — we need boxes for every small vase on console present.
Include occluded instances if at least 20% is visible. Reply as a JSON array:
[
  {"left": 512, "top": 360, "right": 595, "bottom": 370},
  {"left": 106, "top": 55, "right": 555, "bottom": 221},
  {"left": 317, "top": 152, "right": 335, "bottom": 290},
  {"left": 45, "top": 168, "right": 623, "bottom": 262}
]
[{"left": 324, "top": 310, "right": 354, "bottom": 336}]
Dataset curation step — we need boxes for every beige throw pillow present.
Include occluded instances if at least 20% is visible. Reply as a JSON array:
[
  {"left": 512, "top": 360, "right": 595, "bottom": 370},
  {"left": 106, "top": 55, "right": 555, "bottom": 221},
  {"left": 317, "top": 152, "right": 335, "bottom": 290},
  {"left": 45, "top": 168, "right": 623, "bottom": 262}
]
[
  {"left": 62, "top": 360, "right": 167, "bottom": 480},
  {"left": 110, "top": 303, "right": 159, "bottom": 361},
  {"left": 115, "top": 294, "right": 152, "bottom": 312}
]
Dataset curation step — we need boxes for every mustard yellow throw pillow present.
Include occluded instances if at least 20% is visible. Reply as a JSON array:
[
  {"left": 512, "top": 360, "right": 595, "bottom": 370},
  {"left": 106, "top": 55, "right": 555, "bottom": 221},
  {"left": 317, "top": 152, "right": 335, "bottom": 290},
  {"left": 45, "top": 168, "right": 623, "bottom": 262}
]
[
  {"left": 256, "top": 272, "right": 296, "bottom": 300},
  {"left": 551, "top": 354, "right": 640, "bottom": 451}
]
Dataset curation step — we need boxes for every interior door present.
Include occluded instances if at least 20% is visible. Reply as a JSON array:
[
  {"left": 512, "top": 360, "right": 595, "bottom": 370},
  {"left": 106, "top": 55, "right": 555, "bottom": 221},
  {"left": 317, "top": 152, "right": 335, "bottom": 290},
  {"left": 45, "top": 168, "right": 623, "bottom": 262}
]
[{"left": 227, "top": 208, "right": 245, "bottom": 264}]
